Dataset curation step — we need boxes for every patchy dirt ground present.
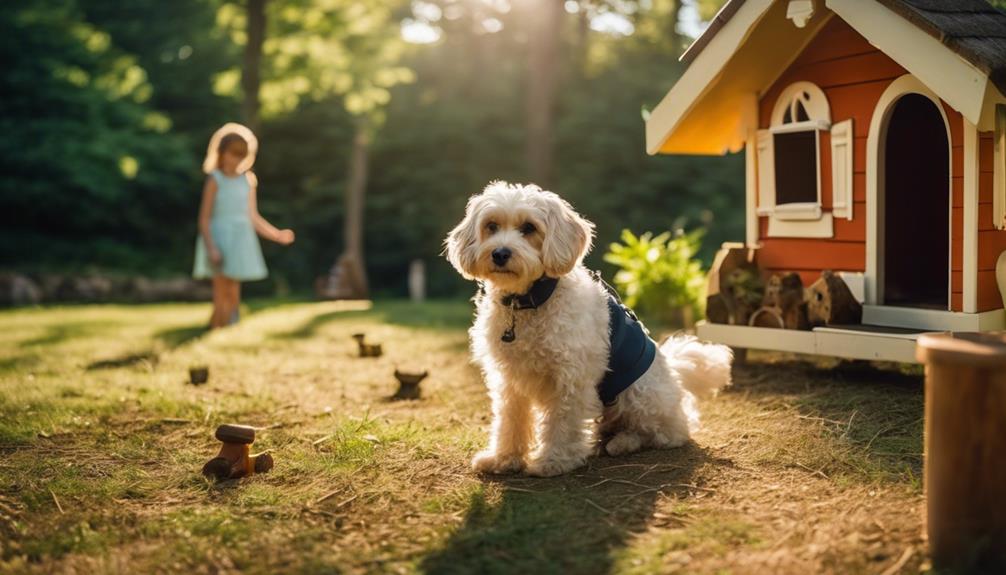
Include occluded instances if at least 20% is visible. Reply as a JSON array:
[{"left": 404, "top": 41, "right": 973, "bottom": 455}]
[{"left": 0, "top": 300, "right": 930, "bottom": 574}]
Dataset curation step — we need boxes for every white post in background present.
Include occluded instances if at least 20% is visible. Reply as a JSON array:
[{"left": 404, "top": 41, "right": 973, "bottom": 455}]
[{"left": 408, "top": 259, "right": 426, "bottom": 302}]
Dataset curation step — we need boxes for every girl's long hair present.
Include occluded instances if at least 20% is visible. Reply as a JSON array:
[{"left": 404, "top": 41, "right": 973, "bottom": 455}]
[{"left": 202, "top": 122, "right": 258, "bottom": 175}]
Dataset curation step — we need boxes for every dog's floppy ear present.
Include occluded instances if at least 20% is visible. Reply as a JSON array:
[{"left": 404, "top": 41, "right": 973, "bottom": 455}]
[
  {"left": 443, "top": 194, "right": 484, "bottom": 280},
  {"left": 540, "top": 191, "right": 594, "bottom": 277}
]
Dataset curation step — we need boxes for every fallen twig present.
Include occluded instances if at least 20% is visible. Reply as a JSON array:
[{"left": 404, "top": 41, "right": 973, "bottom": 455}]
[
  {"left": 583, "top": 498, "right": 611, "bottom": 514},
  {"left": 312, "top": 434, "right": 334, "bottom": 446},
  {"left": 315, "top": 488, "right": 343, "bottom": 505},
  {"left": 621, "top": 483, "right": 716, "bottom": 503},
  {"left": 795, "top": 414, "right": 846, "bottom": 426},
  {"left": 49, "top": 489, "right": 63, "bottom": 514},
  {"left": 793, "top": 462, "right": 829, "bottom": 480},
  {"left": 335, "top": 494, "right": 358, "bottom": 508},
  {"left": 503, "top": 486, "right": 540, "bottom": 494},
  {"left": 880, "top": 546, "right": 915, "bottom": 575}
]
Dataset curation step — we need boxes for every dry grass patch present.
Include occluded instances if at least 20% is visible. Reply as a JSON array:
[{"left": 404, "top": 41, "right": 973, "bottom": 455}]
[{"left": 0, "top": 301, "right": 929, "bottom": 574}]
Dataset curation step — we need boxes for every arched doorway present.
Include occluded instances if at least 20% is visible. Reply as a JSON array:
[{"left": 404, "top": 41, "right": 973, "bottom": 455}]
[{"left": 881, "top": 93, "right": 950, "bottom": 309}]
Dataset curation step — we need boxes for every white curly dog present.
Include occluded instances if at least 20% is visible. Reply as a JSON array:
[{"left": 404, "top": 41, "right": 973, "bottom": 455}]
[{"left": 444, "top": 181, "right": 733, "bottom": 477}]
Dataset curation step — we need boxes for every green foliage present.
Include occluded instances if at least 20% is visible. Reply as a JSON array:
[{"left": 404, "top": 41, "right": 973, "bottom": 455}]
[
  {"left": 217, "top": 0, "right": 414, "bottom": 125},
  {"left": 2, "top": 0, "right": 744, "bottom": 298},
  {"left": 0, "top": 0, "right": 205, "bottom": 275},
  {"left": 603, "top": 229, "right": 706, "bottom": 325}
]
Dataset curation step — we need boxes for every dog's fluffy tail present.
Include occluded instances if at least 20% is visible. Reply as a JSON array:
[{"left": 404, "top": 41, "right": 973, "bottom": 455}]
[{"left": 661, "top": 334, "right": 733, "bottom": 401}]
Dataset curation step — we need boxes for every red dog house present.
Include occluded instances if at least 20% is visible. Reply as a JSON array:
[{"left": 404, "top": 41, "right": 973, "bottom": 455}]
[{"left": 646, "top": 0, "right": 1006, "bottom": 362}]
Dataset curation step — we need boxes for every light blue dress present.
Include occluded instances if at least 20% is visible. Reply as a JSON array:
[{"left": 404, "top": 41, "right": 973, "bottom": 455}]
[{"left": 192, "top": 170, "right": 268, "bottom": 281}]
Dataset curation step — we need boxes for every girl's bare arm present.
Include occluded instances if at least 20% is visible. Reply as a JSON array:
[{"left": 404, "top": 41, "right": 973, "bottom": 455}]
[
  {"left": 198, "top": 176, "right": 220, "bottom": 259},
  {"left": 248, "top": 182, "right": 294, "bottom": 245}
]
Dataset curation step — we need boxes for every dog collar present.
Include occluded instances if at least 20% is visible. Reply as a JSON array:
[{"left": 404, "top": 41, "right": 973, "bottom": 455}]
[
  {"left": 496, "top": 276, "right": 558, "bottom": 343},
  {"left": 500, "top": 276, "right": 559, "bottom": 310}
]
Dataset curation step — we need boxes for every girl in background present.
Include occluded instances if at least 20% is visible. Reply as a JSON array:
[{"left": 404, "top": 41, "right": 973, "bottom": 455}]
[{"left": 193, "top": 123, "right": 294, "bottom": 329}]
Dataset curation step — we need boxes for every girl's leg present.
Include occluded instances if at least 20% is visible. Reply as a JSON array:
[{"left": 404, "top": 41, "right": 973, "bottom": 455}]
[
  {"left": 229, "top": 280, "right": 242, "bottom": 325},
  {"left": 210, "top": 275, "right": 229, "bottom": 329}
]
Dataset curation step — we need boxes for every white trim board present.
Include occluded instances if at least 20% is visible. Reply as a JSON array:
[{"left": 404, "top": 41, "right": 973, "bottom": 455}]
[
  {"left": 825, "top": 0, "right": 988, "bottom": 125},
  {"left": 647, "top": 0, "right": 1006, "bottom": 155},
  {"left": 697, "top": 321, "right": 816, "bottom": 355},
  {"left": 645, "top": 0, "right": 773, "bottom": 155},
  {"left": 862, "top": 305, "right": 1006, "bottom": 331},
  {"left": 766, "top": 212, "right": 834, "bottom": 238},
  {"left": 865, "top": 74, "right": 954, "bottom": 307},
  {"left": 963, "top": 118, "right": 979, "bottom": 313},
  {"left": 745, "top": 127, "right": 759, "bottom": 247},
  {"left": 695, "top": 321, "right": 927, "bottom": 363}
]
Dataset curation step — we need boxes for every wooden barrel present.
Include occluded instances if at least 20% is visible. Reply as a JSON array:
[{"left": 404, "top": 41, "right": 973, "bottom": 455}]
[{"left": 916, "top": 332, "right": 1006, "bottom": 570}]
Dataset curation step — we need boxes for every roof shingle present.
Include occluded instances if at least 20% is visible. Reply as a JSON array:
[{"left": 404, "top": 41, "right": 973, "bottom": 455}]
[{"left": 681, "top": 0, "right": 1006, "bottom": 95}]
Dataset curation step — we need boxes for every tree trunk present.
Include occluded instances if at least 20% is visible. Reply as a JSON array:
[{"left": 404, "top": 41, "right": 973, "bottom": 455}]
[
  {"left": 667, "top": 0, "right": 684, "bottom": 57},
  {"left": 319, "top": 120, "right": 370, "bottom": 299},
  {"left": 524, "top": 0, "right": 563, "bottom": 186},
  {"left": 242, "top": 0, "right": 266, "bottom": 132}
]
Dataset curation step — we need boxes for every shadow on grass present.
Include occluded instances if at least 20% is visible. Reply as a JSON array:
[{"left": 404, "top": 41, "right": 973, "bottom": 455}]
[
  {"left": 85, "top": 325, "right": 208, "bottom": 371},
  {"left": 19, "top": 322, "right": 114, "bottom": 348},
  {"left": 731, "top": 357, "right": 924, "bottom": 481},
  {"left": 86, "top": 351, "right": 159, "bottom": 371},
  {"left": 420, "top": 444, "right": 715, "bottom": 575},
  {"left": 277, "top": 299, "right": 473, "bottom": 340},
  {"left": 155, "top": 324, "right": 209, "bottom": 349},
  {"left": 0, "top": 354, "right": 40, "bottom": 374}
]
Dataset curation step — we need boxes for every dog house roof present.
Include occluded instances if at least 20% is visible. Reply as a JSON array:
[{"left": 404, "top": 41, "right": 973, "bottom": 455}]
[
  {"left": 646, "top": 0, "right": 1006, "bottom": 155},
  {"left": 684, "top": 0, "right": 1006, "bottom": 94}
]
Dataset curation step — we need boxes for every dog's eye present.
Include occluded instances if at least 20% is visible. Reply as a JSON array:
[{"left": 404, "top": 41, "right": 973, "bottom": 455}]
[
  {"left": 519, "top": 223, "right": 536, "bottom": 235},
  {"left": 486, "top": 222, "right": 499, "bottom": 233}
]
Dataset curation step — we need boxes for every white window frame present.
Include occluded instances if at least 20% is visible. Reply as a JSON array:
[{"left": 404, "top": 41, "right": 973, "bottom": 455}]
[
  {"left": 757, "top": 81, "right": 835, "bottom": 238},
  {"left": 994, "top": 103, "right": 1006, "bottom": 231}
]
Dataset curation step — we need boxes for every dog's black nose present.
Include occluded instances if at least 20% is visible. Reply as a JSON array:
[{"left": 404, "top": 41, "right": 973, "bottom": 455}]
[{"left": 491, "top": 247, "right": 512, "bottom": 266}]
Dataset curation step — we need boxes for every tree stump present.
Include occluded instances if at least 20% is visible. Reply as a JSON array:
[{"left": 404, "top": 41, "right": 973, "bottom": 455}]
[
  {"left": 916, "top": 333, "right": 1006, "bottom": 571},
  {"left": 316, "top": 253, "right": 368, "bottom": 300},
  {"left": 806, "top": 270, "right": 862, "bottom": 326}
]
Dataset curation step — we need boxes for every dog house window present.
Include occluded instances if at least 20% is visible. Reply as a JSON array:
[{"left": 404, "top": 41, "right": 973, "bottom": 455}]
[{"left": 757, "top": 81, "right": 842, "bottom": 237}]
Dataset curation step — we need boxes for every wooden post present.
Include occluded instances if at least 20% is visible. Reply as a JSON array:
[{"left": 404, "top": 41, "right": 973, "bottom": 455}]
[
  {"left": 408, "top": 259, "right": 426, "bottom": 302},
  {"left": 916, "top": 333, "right": 1006, "bottom": 571}
]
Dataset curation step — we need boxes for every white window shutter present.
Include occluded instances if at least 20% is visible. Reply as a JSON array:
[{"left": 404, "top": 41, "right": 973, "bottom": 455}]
[
  {"left": 995, "top": 104, "right": 1006, "bottom": 230},
  {"left": 830, "top": 119, "right": 854, "bottom": 220},
  {"left": 756, "top": 129, "right": 775, "bottom": 215}
]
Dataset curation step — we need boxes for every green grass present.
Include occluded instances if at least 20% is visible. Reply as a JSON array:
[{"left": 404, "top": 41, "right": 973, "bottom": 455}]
[{"left": 0, "top": 300, "right": 929, "bottom": 574}]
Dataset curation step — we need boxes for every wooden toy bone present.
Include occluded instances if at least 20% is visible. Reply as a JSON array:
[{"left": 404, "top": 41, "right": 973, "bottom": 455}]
[
  {"left": 352, "top": 333, "right": 383, "bottom": 357},
  {"left": 202, "top": 424, "right": 274, "bottom": 480}
]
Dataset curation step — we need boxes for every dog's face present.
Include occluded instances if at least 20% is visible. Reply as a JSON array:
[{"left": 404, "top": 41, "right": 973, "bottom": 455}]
[{"left": 444, "top": 181, "right": 595, "bottom": 292}]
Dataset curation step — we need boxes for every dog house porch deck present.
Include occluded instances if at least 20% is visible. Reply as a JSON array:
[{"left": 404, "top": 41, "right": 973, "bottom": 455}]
[{"left": 695, "top": 320, "right": 941, "bottom": 363}]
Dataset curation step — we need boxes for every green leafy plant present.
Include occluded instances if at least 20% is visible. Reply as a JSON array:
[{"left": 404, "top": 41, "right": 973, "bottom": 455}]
[{"left": 603, "top": 229, "right": 706, "bottom": 327}]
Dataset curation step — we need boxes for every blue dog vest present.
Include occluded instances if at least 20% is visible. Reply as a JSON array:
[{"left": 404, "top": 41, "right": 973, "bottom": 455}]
[
  {"left": 495, "top": 275, "right": 656, "bottom": 406},
  {"left": 598, "top": 294, "right": 657, "bottom": 405}
]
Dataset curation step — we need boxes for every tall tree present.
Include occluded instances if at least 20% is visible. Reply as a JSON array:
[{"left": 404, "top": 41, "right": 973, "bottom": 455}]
[
  {"left": 522, "top": 0, "right": 564, "bottom": 186},
  {"left": 242, "top": 0, "right": 266, "bottom": 132},
  {"left": 233, "top": 0, "right": 413, "bottom": 298}
]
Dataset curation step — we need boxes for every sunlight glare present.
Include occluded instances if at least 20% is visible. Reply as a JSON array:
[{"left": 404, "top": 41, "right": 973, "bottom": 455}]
[
  {"left": 401, "top": 19, "right": 442, "bottom": 44},
  {"left": 590, "top": 12, "right": 634, "bottom": 36},
  {"left": 481, "top": 17, "right": 503, "bottom": 34}
]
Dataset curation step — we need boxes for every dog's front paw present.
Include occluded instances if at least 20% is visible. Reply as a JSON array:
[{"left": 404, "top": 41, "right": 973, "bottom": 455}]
[
  {"left": 525, "top": 457, "right": 584, "bottom": 477},
  {"left": 471, "top": 450, "right": 525, "bottom": 475},
  {"left": 604, "top": 432, "right": 643, "bottom": 456}
]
